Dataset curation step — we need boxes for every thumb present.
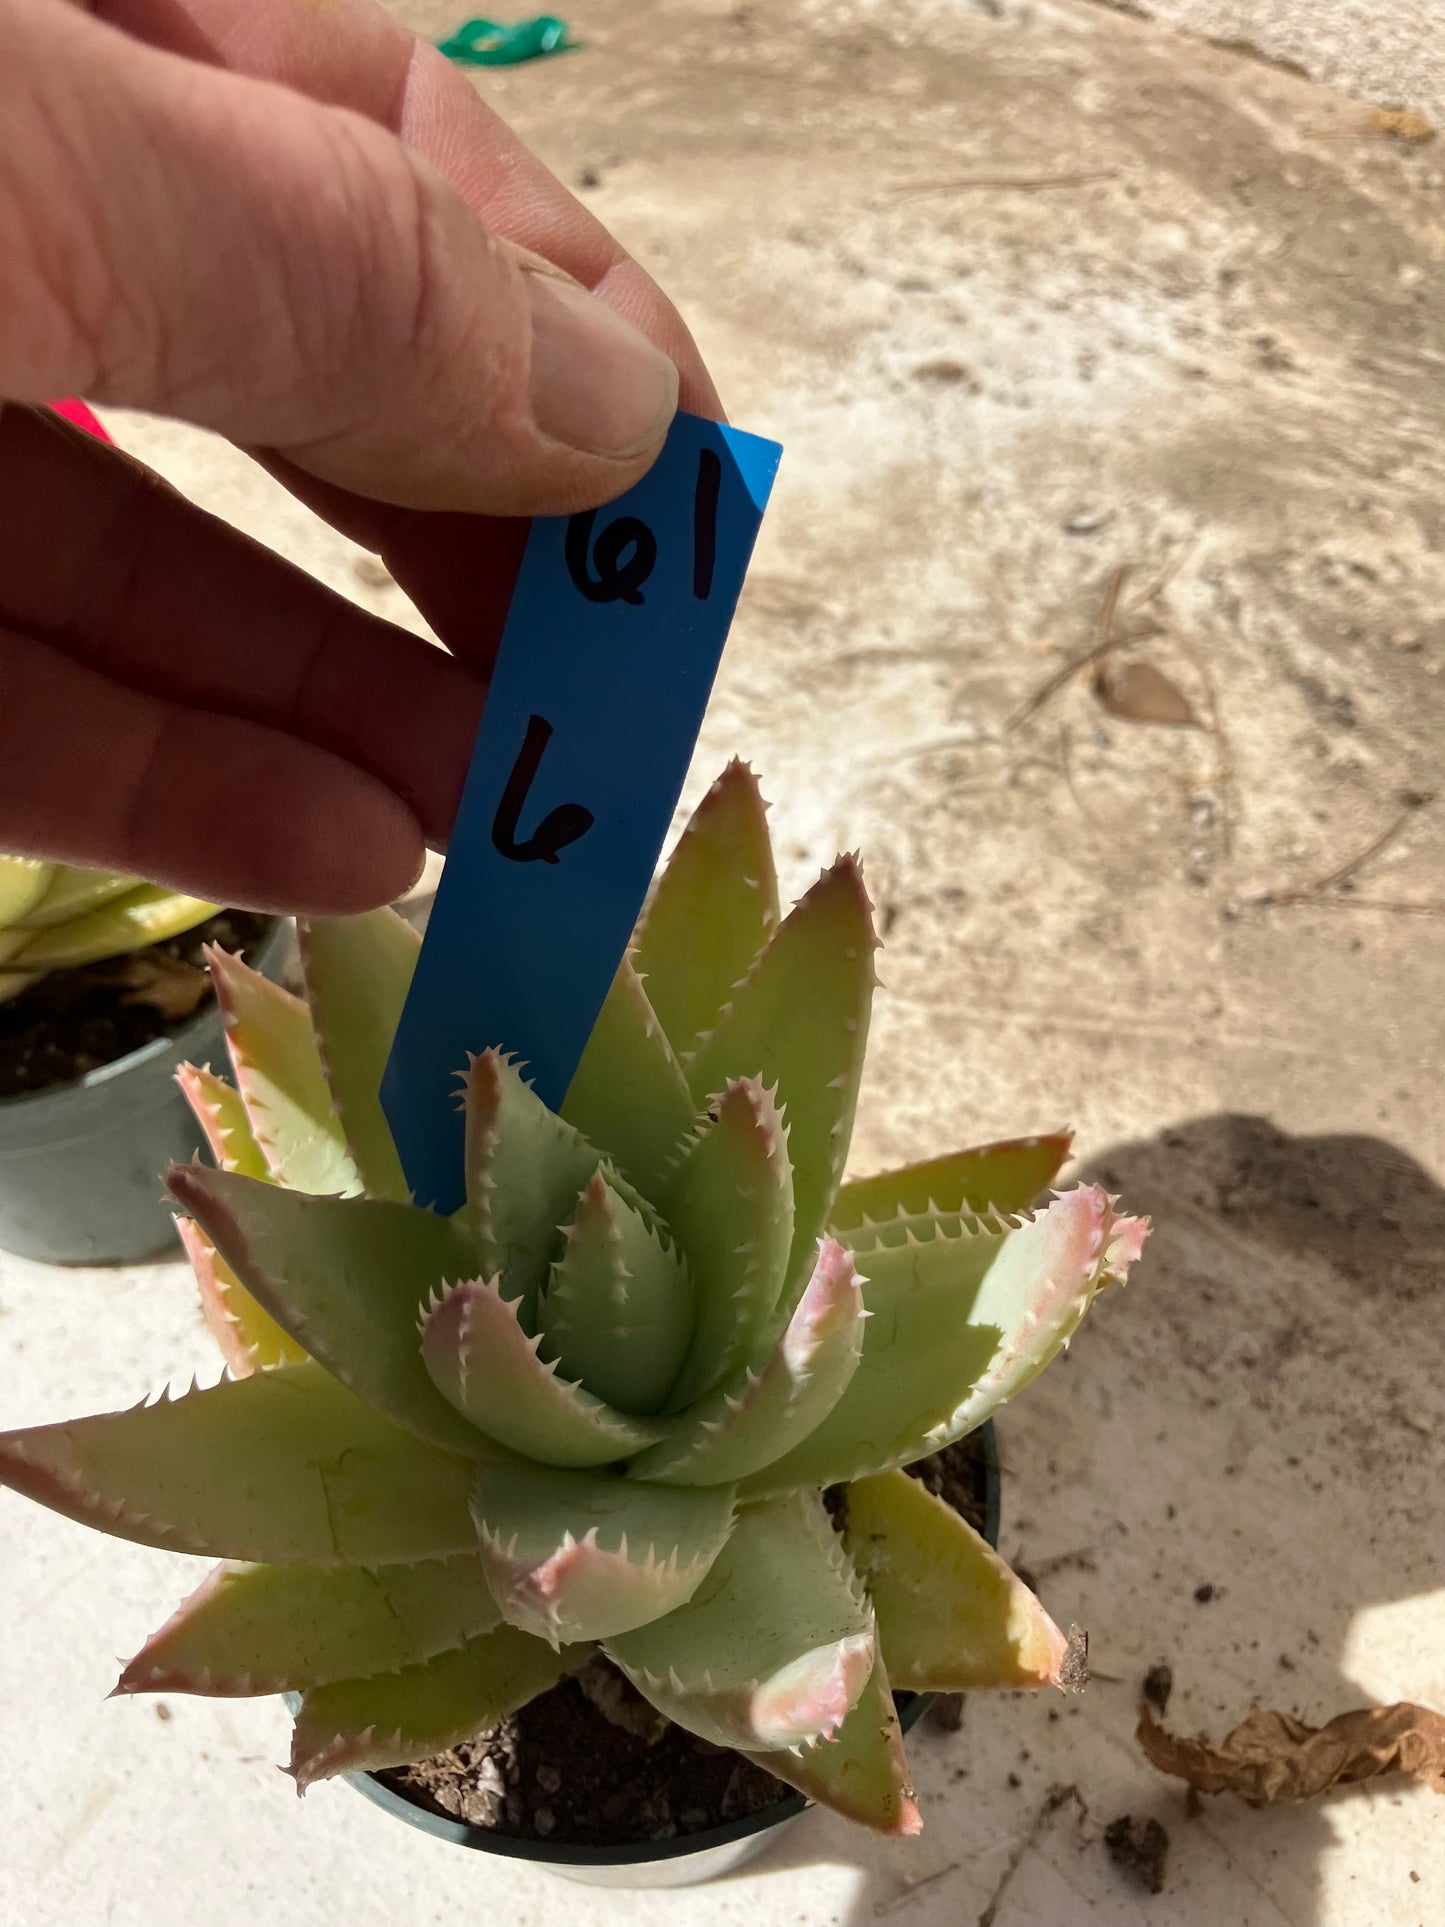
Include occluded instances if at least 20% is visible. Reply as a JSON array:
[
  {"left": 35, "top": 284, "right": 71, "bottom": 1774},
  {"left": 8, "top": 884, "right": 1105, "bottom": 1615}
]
[{"left": 0, "top": 1, "right": 679, "bottom": 514}]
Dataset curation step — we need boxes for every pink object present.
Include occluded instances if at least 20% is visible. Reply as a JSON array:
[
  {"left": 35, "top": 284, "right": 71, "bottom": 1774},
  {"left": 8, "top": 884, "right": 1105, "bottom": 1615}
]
[{"left": 49, "top": 397, "right": 111, "bottom": 443}]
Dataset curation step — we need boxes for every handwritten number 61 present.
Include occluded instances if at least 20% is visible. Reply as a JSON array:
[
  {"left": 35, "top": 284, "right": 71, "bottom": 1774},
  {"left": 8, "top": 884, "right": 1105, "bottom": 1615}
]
[
  {"left": 564, "top": 448, "right": 722, "bottom": 606},
  {"left": 492, "top": 446, "right": 725, "bottom": 865}
]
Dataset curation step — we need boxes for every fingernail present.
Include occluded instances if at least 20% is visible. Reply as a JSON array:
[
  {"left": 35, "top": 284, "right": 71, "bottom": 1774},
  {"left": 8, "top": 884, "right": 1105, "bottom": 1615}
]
[{"left": 525, "top": 273, "right": 679, "bottom": 458}]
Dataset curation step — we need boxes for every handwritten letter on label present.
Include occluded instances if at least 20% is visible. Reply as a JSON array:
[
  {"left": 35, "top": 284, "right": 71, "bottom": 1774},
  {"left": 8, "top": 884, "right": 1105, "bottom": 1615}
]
[{"left": 382, "top": 414, "right": 783, "bottom": 1211}]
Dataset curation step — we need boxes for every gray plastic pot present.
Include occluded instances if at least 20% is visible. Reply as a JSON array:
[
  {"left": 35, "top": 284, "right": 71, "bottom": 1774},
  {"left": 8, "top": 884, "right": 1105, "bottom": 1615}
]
[
  {"left": 0, "top": 918, "right": 290, "bottom": 1265},
  {"left": 332, "top": 1423, "right": 1002, "bottom": 1889}
]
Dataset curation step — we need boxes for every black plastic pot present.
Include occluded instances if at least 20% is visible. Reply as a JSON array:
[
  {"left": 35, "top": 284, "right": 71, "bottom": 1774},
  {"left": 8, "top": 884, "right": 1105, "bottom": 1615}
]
[
  {"left": 0, "top": 918, "right": 290, "bottom": 1265},
  {"left": 339, "top": 1423, "right": 1003, "bottom": 1889}
]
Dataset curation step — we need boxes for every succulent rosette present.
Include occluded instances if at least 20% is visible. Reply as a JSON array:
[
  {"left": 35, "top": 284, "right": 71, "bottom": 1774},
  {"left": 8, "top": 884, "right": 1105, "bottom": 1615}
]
[{"left": 0, "top": 764, "right": 1145, "bottom": 1833}]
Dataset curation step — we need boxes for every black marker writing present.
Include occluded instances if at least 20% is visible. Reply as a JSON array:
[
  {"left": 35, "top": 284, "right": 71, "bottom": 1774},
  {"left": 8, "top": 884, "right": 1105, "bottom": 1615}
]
[
  {"left": 491, "top": 715, "right": 595, "bottom": 864},
  {"left": 565, "top": 510, "right": 658, "bottom": 605},
  {"left": 692, "top": 448, "right": 721, "bottom": 601}
]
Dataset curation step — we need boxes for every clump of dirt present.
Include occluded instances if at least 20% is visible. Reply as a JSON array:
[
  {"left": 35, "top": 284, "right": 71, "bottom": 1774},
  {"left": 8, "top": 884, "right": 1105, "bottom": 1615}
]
[{"left": 1104, "top": 1813, "right": 1170, "bottom": 1894}]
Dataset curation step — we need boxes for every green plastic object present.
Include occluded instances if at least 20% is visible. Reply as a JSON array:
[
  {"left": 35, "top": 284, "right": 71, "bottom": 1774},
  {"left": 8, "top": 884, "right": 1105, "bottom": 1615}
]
[{"left": 435, "top": 16, "right": 573, "bottom": 66}]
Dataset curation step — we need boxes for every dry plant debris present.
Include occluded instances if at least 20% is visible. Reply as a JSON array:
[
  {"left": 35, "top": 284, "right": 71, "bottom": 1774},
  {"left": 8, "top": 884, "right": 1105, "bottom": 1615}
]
[
  {"left": 1365, "top": 107, "right": 1436, "bottom": 144},
  {"left": 1238, "top": 790, "right": 1442, "bottom": 915},
  {"left": 118, "top": 952, "right": 210, "bottom": 1021},
  {"left": 1138, "top": 1697, "right": 1445, "bottom": 1804},
  {"left": 1092, "top": 658, "right": 1201, "bottom": 728}
]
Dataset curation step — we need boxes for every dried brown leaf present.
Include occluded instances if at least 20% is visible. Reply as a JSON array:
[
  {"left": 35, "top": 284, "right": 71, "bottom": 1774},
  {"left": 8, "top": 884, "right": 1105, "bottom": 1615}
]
[
  {"left": 1366, "top": 107, "right": 1436, "bottom": 144},
  {"left": 1093, "top": 660, "right": 1201, "bottom": 728},
  {"left": 1138, "top": 1698, "right": 1445, "bottom": 1805},
  {"left": 120, "top": 952, "right": 210, "bottom": 1022}
]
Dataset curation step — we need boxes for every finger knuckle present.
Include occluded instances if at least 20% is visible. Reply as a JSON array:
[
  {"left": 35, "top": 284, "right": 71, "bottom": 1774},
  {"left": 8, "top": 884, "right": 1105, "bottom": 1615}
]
[{"left": 314, "top": 109, "right": 527, "bottom": 430}]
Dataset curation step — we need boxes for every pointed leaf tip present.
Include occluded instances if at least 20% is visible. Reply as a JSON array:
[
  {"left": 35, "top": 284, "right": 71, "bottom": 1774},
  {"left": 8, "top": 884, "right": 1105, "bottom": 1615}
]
[
  {"left": 463, "top": 1048, "right": 602, "bottom": 1324},
  {"left": 170, "top": 1164, "right": 484, "bottom": 1455},
  {"left": 204, "top": 946, "right": 357, "bottom": 1197},
  {"left": 749, "top": 1184, "right": 1142, "bottom": 1491},
  {"left": 686, "top": 855, "right": 875, "bottom": 1300},
  {"left": 117, "top": 1552, "right": 502, "bottom": 1697},
  {"left": 288, "top": 1627, "right": 582, "bottom": 1789},
  {"left": 472, "top": 1459, "right": 734, "bottom": 1644},
  {"left": 844, "top": 1470, "right": 1068, "bottom": 1691},
  {"left": 298, "top": 910, "right": 419, "bottom": 1202},
  {"left": 0, "top": 1362, "right": 478, "bottom": 1565},
  {"left": 744, "top": 1641, "right": 922, "bottom": 1835},
  {"left": 537, "top": 1169, "right": 694, "bottom": 1417},
  {"left": 420, "top": 1277, "right": 665, "bottom": 1466},
  {"left": 176, "top": 1063, "right": 268, "bottom": 1182},
  {"left": 658, "top": 1075, "right": 795, "bottom": 1410},
  {"left": 607, "top": 1492, "right": 874, "bottom": 1751},
  {"left": 176, "top": 1215, "right": 304, "bottom": 1377},
  {"left": 635, "top": 1236, "right": 864, "bottom": 1486},
  {"left": 832, "top": 1132, "right": 1075, "bottom": 1242},
  {"left": 633, "top": 761, "right": 780, "bottom": 1061},
  {"left": 560, "top": 956, "right": 694, "bottom": 1196}
]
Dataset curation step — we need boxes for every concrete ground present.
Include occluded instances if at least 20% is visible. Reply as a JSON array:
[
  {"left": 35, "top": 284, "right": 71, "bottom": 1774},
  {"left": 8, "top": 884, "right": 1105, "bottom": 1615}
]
[
  {"left": 2, "top": 2, "right": 1442, "bottom": 1923},
  {"left": 1107, "top": 0, "right": 1445, "bottom": 128}
]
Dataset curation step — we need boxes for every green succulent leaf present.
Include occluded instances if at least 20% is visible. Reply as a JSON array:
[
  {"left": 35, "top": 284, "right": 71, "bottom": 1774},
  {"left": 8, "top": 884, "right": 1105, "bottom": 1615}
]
[
  {"left": 118, "top": 1552, "right": 502, "bottom": 1698},
  {"left": 176, "top": 1215, "right": 306, "bottom": 1378},
  {"left": 0, "top": 855, "right": 55, "bottom": 926},
  {"left": 7, "top": 885, "right": 217, "bottom": 970},
  {"left": 7, "top": 861, "right": 132, "bottom": 929},
  {"left": 299, "top": 910, "right": 419, "bottom": 1202},
  {"left": 607, "top": 1490, "right": 874, "bottom": 1752},
  {"left": 560, "top": 955, "right": 695, "bottom": 1196},
  {"left": 289, "top": 1626, "right": 585, "bottom": 1791},
  {"left": 632, "top": 760, "right": 779, "bottom": 1060},
  {"left": 747, "top": 1187, "right": 1146, "bottom": 1492},
  {"left": 686, "top": 856, "right": 875, "bottom": 1302},
  {"left": 742, "top": 1638, "right": 922, "bottom": 1837},
  {"left": 633, "top": 1236, "right": 865, "bottom": 1486},
  {"left": 177, "top": 1063, "right": 270, "bottom": 1181},
  {"left": 843, "top": 1469, "right": 1066, "bottom": 1691},
  {"left": 170, "top": 1165, "right": 483, "bottom": 1455},
  {"left": 832, "top": 1133, "right": 1074, "bottom": 1246},
  {"left": 537, "top": 1171, "right": 694, "bottom": 1416},
  {"left": 420, "top": 1277, "right": 666, "bottom": 1466},
  {"left": 659, "top": 1076, "right": 795, "bottom": 1410},
  {"left": 0, "top": 1363, "right": 479, "bottom": 1565},
  {"left": 208, "top": 947, "right": 358, "bottom": 1197},
  {"left": 464, "top": 1048, "right": 601, "bottom": 1324},
  {"left": 472, "top": 1459, "right": 735, "bottom": 1645}
]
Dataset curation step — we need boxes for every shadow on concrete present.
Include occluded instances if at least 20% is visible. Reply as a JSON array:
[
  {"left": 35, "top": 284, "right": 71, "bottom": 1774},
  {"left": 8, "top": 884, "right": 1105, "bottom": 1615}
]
[{"left": 725, "top": 1116, "right": 1444, "bottom": 1925}]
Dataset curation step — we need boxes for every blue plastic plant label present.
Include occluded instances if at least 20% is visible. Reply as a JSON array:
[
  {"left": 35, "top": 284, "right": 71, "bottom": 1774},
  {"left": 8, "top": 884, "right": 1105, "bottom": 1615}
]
[{"left": 382, "top": 413, "right": 782, "bottom": 1211}]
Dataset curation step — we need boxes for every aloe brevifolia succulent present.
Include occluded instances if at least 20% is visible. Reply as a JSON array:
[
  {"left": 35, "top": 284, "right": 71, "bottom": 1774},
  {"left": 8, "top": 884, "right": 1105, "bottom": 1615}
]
[
  {"left": 0, "top": 764, "right": 1145, "bottom": 1836},
  {"left": 0, "top": 855, "right": 217, "bottom": 1003}
]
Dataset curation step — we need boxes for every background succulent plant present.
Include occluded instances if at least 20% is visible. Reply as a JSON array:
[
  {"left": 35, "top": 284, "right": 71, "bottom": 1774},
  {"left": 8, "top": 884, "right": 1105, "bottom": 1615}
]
[
  {"left": 0, "top": 855, "right": 217, "bottom": 1004},
  {"left": 0, "top": 764, "right": 1145, "bottom": 1835}
]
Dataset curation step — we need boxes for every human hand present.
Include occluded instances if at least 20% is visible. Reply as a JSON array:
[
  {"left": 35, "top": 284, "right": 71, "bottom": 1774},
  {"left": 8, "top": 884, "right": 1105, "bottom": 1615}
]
[{"left": 0, "top": 0, "right": 721, "bottom": 912}]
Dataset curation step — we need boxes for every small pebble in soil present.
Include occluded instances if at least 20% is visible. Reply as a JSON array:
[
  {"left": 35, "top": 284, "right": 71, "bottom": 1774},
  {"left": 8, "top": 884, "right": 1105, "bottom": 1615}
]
[
  {"left": 1193, "top": 1582, "right": 1216, "bottom": 1603},
  {"left": 1104, "top": 1815, "right": 1169, "bottom": 1895}
]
